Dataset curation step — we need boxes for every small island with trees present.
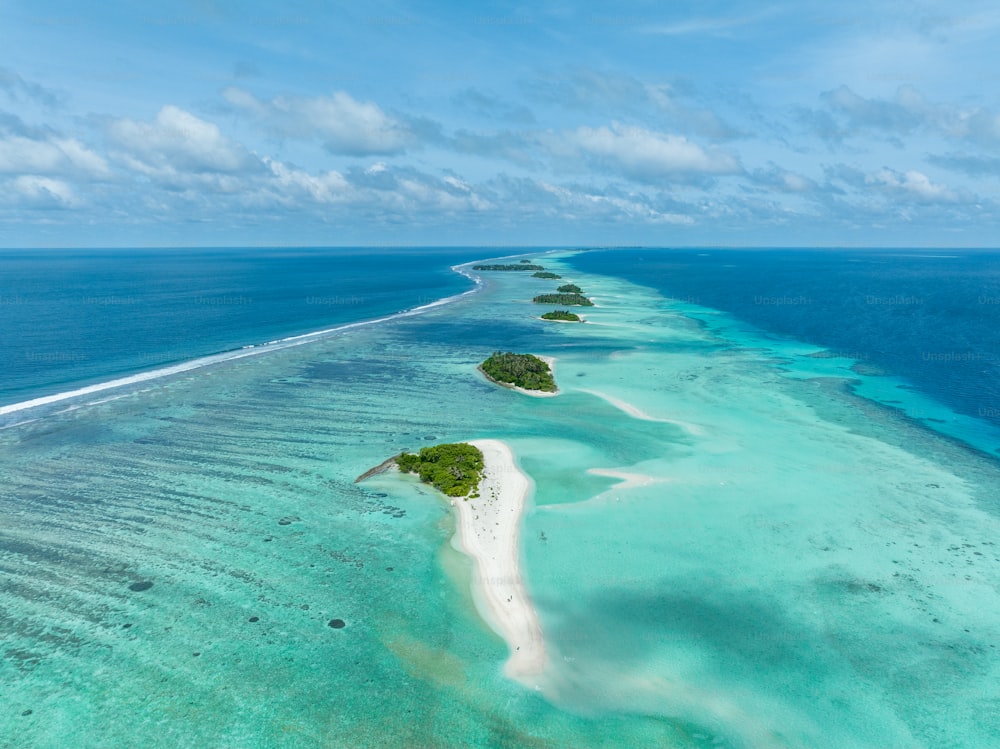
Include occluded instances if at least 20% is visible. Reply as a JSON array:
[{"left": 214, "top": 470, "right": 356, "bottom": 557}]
[
  {"left": 533, "top": 292, "right": 594, "bottom": 307},
  {"left": 395, "top": 443, "right": 485, "bottom": 498},
  {"left": 479, "top": 351, "right": 557, "bottom": 393},
  {"left": 540, "top": 310, "right": 582, "bottom": 322},
  {"left": 473, "top": 263, "right": 545, "bottom": 271},
  {"left": 532, "top": 271, "right": 561, "bottom": 279},
  {"left": 556, "top": 283, "right": 583, "bottom": 294}
]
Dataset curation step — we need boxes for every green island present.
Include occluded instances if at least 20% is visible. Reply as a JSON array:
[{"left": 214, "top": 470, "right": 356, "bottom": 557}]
[
  {"left": 557, "top": 283, "right": 583, "bottom": 293},
  {"left": 472, "top": 263, "right": 545, "bottom": 271},
  {"left": 532, "top": 271, "right": 562, "bottom": 279},
  {"left": 532, "top": 293, "right": 594, "bottom": 307},
  {"left": 541, "top": 310, "right": 582, "bottom": 322},
  {"left": 479, "top": 351, "right": 557, "bottom": 392},
  {"left": 395, "top": 443, "right": 484, "bottom": 498}
]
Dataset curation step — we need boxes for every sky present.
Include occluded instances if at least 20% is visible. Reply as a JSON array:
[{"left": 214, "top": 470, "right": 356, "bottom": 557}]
[{"left": 2, "top": 0, "right": 1000, "bottom": 247}]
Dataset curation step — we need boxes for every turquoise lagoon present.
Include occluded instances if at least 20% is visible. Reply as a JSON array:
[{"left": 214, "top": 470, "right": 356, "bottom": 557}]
[{"left": 1, "top": 252, "right": 999, "bottom": 747}]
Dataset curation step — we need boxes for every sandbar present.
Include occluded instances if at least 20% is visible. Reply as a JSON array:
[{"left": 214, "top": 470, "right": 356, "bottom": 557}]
[
  {"left": 451, "top": 439, "right": 547, "bottom": 683},
  {"left": 580, "top": 388, "right": 704, "bottom": 435}
]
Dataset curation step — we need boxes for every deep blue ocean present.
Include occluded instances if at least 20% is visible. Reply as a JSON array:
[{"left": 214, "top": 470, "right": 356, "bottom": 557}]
[
  {"left": 5, "top": 246, "right": 1000, "bottom": 442},
  {"left": 0, "top": 247, "right": 496, "bottom": 406},
  {"left": 569, "top": 248, "right": 1000, "bottom": 435}
]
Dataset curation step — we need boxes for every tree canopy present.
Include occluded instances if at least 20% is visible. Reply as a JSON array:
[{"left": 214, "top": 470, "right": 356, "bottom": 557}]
[
  {"left": 480, "top": 351, "right": 556, "bottom": 392},
  {"left": 532, "top": 293, "right": 593, "bottom": 306},
  {"left": 396, "top": 443, "right": 485, "bottom": 498},
  {"left": 541, "top": 310, "right": 581, "bottom": 321}
]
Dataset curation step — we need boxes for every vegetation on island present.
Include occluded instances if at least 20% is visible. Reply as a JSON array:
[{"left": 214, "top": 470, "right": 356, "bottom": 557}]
[
  {"left": 519, "top": 259, "right": 532, "bottom": 263},
  {"left": 480, "top": 351, "right": 556, "bottom": 392},
  {"left": 532, "top": 271, "right": 562, "bottom": 279},
  {"left": 396, "top": 443, "right": 484, "bottom": 498},
  {"left": 473, "top": 263, "right": 545, "bottom": 271},
  {"left": 541, "top": 310, "right": 582, "bottom": 322},
  {"left": 532, "top": 293, "right": 593, "bottom": 307},
  {"left": 557, "top": 283, "right": 583, "bottom": 294}
]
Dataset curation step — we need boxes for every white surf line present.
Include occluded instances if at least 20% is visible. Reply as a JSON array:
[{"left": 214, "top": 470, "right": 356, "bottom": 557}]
[
  {"left": 0, "top": 273, "right": 487, "bottom": 420},
  {"left": 577, "top": 388, "right": 705, "bottom": 436},
  {"left": 452, "top": 439, "right": 547, "bottom": 685}
]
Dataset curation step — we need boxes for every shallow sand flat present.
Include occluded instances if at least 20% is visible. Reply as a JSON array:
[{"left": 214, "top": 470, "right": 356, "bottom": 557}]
[
  {"left": 577, "top": 387, "right": 705, "bottom": 435},
  {"left": 450, "top": 439, "right": 547, "bottom": 684}
]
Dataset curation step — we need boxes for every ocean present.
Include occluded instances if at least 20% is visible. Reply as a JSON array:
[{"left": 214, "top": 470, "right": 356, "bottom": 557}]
[
  {"left": 0, "top": 247, "right": 487, "bottom": 408},
  {"left": 569, "top": 248, "right": 1000, "bottom": 457},
  {"left": 1, "top": 248, "right": 998, "bottom": 748}
]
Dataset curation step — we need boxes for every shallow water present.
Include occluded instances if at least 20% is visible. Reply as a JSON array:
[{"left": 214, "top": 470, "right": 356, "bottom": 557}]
[{"left": 1, "top": 252, "right": 998, "bottom": 747}]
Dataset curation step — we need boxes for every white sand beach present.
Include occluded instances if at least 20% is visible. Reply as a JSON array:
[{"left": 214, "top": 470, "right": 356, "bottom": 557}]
[{"left": 451, "top": 439, "right": 547, "bottom": 684}]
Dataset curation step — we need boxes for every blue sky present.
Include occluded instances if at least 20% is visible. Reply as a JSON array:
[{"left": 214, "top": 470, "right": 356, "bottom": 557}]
[{"left": 2, "top": 0, "right": 1000, "bottom": 247}]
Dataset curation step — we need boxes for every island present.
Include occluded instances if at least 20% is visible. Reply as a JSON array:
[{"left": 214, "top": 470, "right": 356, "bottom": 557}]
[
  {"left": 532, "top": 293, "right": 594, "bottom": 307},
  {"left": 472, "top": 263, "right": 545, "bottom": 271},
  {"left": 395, "top": 443, "right": 484, "bottom": 498},
  {"left": 540, "top": 310, "right": 582, "bottom": 322},
  {"left": 369, "top": 440, "right": 547, "bottom": 682},
  {"left": 479, "top": 351, "right": 557, "bottom": 393},
  {"left": 556, "top": 283, "right": 583, "bottom": 294},
  {"left": 532, "top": 271, "right": 562, "bottom": 279}
]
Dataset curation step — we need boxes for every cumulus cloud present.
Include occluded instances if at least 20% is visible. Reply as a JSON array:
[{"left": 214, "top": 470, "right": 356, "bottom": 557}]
[
  {"left": 565, "top": 123, "right": 741, "bottom": 182},
  {"left": 109, "top": 105, "right": 259, "bottom": 177},
  {"left": 6, "top": 175, "right": 78, "bottom": 207},
  {"left": 262, "top": 158, "right": 350, "bottom": 205},
  {"left": 865, "top": 168, "right": 960, "bottom": 203},
  {"left": 222, "top": 87, "right": 415, "bottom": 155},
  {"left": 0, "top": 134, "right": 108, "bottom": 177}
]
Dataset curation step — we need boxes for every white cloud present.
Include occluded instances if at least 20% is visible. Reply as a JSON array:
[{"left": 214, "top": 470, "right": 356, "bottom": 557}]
[
  {"left": 9, "top": 175, "right": 78, "bottom": 207},
  {"left": 0, "top": 135, "right": 108, "bottom": 177},
  {"left": 866, "top": 168, "right": 959, "bottom": 202},
  {"left": 223, "top": 87, "right": 414, "bottom": 155},
  {"left": 568, "top": 123, "right": 741, "bottom": 181},
  {"left": 109, "top": 105, "right": 258, "bottom": 177},
  {"left": 263, "top": 158, "right": 350, "bottom": 204}
]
